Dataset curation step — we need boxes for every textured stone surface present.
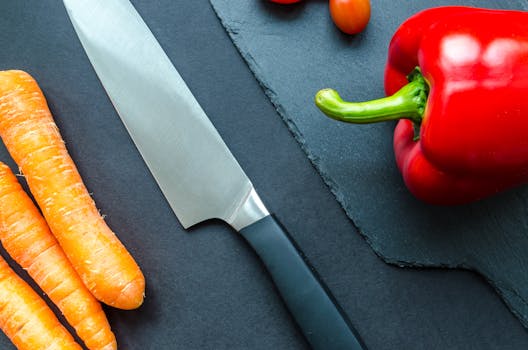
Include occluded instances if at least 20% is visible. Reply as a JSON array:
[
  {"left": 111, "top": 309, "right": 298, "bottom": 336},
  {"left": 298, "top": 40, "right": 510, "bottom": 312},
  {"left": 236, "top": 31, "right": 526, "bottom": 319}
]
[{"left": 211, "top": 0, "right": 528, "bottom": 328}]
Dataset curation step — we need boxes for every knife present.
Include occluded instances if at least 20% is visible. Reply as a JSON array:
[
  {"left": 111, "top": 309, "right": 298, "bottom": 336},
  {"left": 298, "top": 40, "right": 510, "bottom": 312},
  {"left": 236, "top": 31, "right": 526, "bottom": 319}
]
[{"left": 62, "top": 1, "right": 366, "bottom": 349}]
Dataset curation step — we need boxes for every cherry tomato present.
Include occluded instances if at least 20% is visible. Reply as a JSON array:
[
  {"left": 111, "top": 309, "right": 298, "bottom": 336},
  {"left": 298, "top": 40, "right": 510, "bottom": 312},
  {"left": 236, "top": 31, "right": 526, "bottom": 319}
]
[
  {"left": 329, "top": 0, "right": 371, "bottom": 34},
  {"left": 269, "top": 0, "right": 302, "bottom": 4}
]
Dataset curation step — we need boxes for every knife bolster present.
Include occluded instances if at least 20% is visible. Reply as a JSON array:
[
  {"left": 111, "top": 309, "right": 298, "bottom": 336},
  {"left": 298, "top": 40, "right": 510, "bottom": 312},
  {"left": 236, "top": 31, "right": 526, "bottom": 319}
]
[{"left": 228, "top": 187, "right": 269, "bottom": 231}]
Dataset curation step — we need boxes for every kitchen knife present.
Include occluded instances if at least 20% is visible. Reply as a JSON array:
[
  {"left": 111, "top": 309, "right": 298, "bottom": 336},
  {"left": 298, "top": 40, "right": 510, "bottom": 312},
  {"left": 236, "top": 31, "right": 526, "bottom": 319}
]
[{"left": 62, "top": 0, "right": 366, "bottom": 349}]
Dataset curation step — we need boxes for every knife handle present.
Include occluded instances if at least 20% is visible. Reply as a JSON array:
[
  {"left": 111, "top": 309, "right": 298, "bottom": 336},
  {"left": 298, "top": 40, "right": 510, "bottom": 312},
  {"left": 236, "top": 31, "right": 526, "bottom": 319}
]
[{"left": 239, "top": 215, "right": 366, "bottom": 350}]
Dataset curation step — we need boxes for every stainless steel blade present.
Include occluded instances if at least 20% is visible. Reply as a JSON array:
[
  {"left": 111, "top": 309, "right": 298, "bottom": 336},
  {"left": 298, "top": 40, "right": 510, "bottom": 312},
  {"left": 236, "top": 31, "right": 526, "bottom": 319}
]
[
  {"left": 63, "top": 0, "right": 268, "bottom": 229},
  {"left": 62, "top": 3, "right": 368, "bottom": 348}
]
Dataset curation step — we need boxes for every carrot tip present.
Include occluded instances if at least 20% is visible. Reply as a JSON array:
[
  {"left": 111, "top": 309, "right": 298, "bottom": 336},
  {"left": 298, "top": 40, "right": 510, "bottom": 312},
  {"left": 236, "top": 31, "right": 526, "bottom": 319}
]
[{"left": 105, "top": 273, "right": 146, "bottom": 310}]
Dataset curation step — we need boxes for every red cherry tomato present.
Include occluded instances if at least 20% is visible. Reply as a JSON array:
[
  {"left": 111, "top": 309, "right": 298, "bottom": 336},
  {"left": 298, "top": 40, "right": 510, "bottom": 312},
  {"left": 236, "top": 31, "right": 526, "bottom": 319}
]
[
  {"left": 269, "top": 0, "right": 302, "bottom": 4},
  {"left": 329, "top": 0, "right": 371, "bottom": 34}
]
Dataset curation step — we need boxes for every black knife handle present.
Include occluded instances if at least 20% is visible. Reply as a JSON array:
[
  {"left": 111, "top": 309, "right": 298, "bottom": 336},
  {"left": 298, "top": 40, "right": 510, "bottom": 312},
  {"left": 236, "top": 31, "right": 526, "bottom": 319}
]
[{"left": 239, "top": 215, "right": 366, "bottom": 350}]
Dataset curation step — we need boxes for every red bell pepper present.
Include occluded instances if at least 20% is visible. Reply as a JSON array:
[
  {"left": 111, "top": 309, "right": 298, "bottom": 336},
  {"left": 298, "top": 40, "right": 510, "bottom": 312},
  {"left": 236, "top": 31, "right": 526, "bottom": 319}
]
[{"left": 315, "top": 6, "right": 528, "bottom": 205}]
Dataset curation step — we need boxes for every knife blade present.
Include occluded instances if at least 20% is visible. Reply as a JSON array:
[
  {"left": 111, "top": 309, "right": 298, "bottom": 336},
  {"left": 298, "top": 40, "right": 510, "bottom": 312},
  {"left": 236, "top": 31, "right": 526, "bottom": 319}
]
[{"left": 62, "top": 0, "right": 366, "bottom": 349}]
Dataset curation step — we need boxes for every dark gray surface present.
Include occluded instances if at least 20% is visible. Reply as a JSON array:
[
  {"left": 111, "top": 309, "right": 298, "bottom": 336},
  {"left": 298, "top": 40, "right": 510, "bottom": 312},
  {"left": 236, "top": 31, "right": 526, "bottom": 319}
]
[
  {"left": 211, "top": 0, "right": 528, "bottom": 336},
  {"left": 0, "top": 0, "right": 526, "bottom": 349}
]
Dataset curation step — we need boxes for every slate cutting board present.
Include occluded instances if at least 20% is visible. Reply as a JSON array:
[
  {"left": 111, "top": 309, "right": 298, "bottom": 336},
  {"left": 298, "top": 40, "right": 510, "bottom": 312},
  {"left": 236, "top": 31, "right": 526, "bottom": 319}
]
[{"left": 210, "top": 0, "right": 528, "bottom": 329}]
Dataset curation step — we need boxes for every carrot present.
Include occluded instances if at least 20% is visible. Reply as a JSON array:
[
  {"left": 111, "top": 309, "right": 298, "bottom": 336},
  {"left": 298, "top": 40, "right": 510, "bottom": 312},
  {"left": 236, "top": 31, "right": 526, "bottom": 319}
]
[
  {"left": 0, "top": 70, "right": 145, "bottom": 310},
  {"left": 0, "top": 162, "right": 117, "bottom": 350},
  {"left": 0, "top": 254, "right": 82, "bottom": 350}
]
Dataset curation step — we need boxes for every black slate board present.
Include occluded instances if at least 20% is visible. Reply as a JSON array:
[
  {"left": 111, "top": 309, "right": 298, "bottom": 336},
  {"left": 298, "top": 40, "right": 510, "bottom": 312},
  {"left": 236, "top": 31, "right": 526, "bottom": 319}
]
[
  {"left": 1, "top": 0, "right": 528, "bottom": 349},
  {"left": 210, "top": 0, "right": 528, "bottom": 329}
]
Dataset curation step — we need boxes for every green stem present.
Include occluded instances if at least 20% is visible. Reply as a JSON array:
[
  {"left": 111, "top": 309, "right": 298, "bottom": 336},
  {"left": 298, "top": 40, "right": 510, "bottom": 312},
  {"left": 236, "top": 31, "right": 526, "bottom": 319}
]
[{"left": 314, "top": 68, "right": 429, "bottom": 125}]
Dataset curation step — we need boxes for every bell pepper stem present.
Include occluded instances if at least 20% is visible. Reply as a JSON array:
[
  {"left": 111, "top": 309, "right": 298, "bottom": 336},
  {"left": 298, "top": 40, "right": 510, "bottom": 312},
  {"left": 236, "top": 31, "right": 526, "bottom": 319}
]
[{"left": 314, "top": 67, "right": 429, "bottom": 125}]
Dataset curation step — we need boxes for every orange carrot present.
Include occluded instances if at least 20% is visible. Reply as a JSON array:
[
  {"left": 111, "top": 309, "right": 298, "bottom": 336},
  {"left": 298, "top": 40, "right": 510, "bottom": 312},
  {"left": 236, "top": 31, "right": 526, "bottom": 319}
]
[
  {"left": 0, "top": 254, "right": 82, "bottom": 350},
  {"left": 0, "top": 162, "right": 117, "bottom": 350},
  {"left": 0, "top": 70, "right": 145, "bottom": 310}
]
